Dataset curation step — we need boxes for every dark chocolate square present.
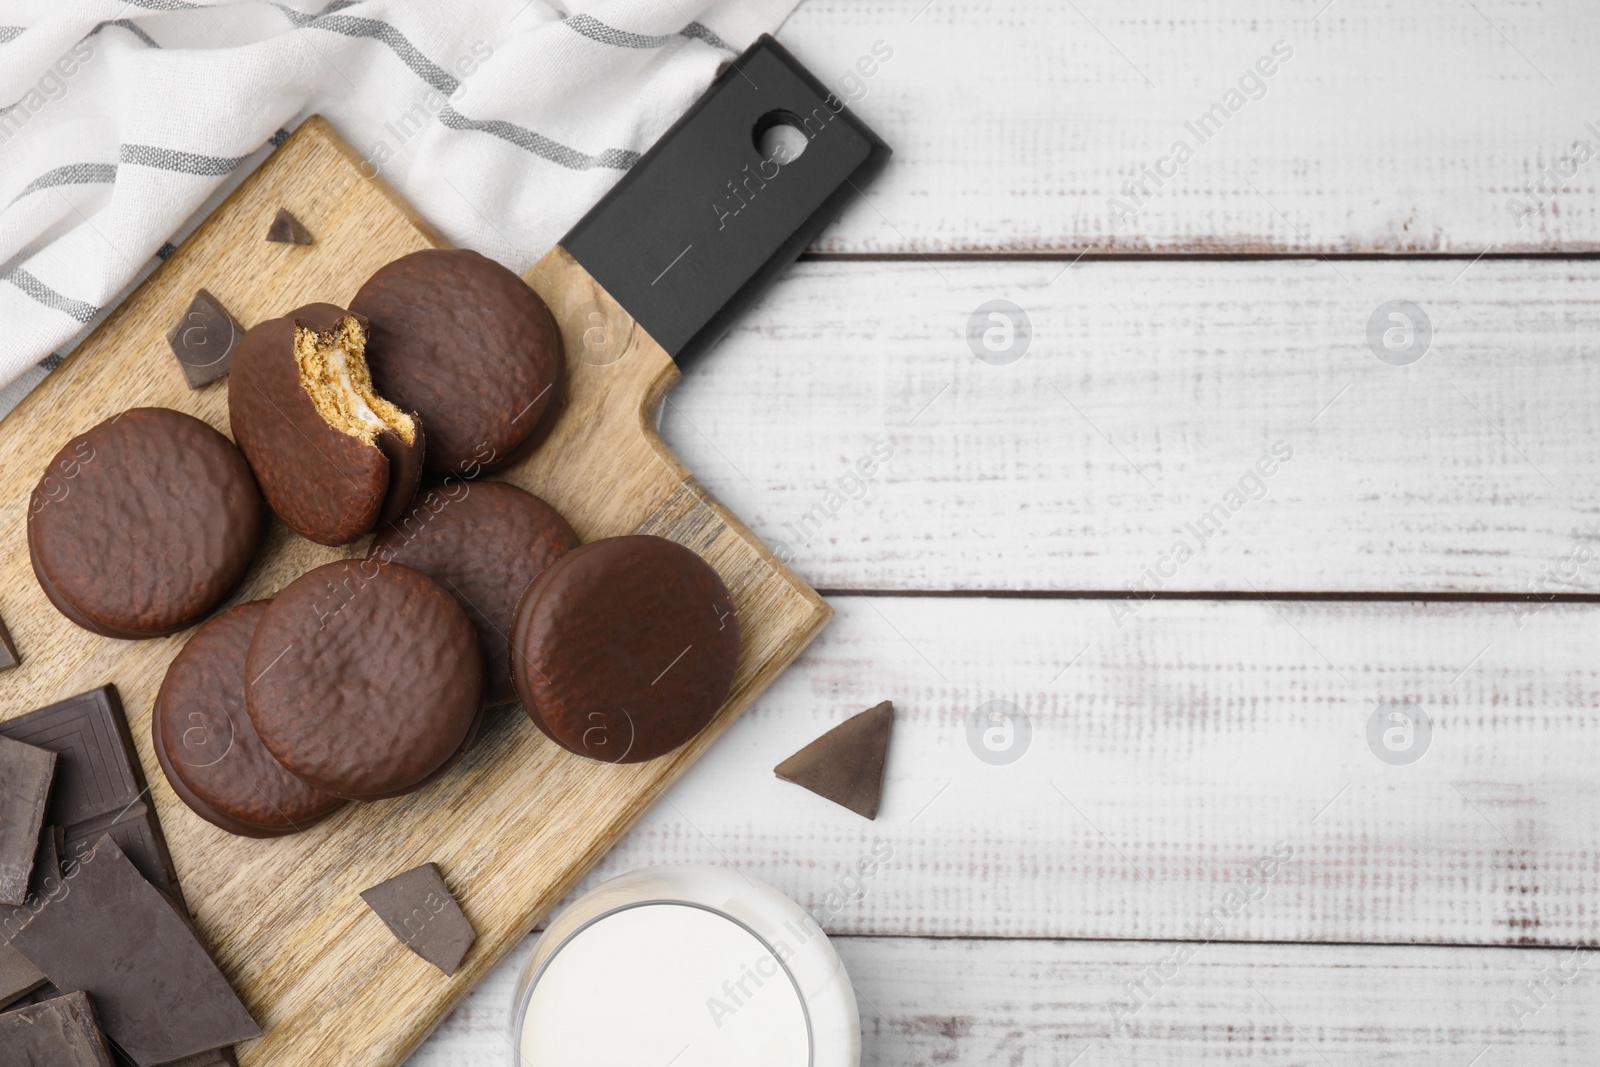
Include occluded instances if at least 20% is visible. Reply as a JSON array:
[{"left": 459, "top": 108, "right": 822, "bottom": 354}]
[
  {"left": 0, "top": 686, "right": 181, "bottom": 901},
  {"left": 0, "top": 735, "right": 55, "bottom": 905},
  {"left": 165, "top": 289, "right": 242, "bottom": 389}
]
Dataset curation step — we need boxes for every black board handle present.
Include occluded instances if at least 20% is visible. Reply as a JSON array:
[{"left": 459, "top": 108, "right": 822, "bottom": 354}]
[{"left": 561, "top": 34, "right": 892, "bottom": 367}]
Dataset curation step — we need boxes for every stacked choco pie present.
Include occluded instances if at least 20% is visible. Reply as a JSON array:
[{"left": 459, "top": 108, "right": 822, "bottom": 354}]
[{"left": 28, "top": 249, "right": 741, "bottom": 838}]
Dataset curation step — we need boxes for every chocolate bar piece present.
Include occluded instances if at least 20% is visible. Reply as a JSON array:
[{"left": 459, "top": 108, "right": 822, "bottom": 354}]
[
  {"left": 0, "top": 989, "right": 116, "bottom": 1067},
  {"left": 264, "top": 207, "right": 312, "bottom": 245},
  {"left": 0, "top": 686, "right": 182, "bottom": 902},
  {"left": 4, "top": 829, "right": 213, "bottom": 1067},
  {"left": 29, "top": 826, "right": 65, "bottom": 899},
  {"left": 774, "top": 700, "right": 895, "bottom": 820},
  {"left": 18, "top": 829, "right": 209, "bottom": 1050},
  {"left": 151, "top": 1048, "right": 239, "bottom": 1067},
  {"left": 8, "top": 836, "right": 259, "bottom": 1066},
  {"left": 2, "top": 827, "right": 62, "bottom": 1010},
  {"left": 0, "top": 736, "right": 55, "bottom": 905},
  {"left": 4, "top": 826, "right": 66, "bottom": 946},
  {"left": 165, "top": 289, "right": 242, "bottom": 388},
  {"left": 0, "top": 612, "right": 17, "bottom": 670},
  {"left": 0, "top": 945, "right": 46, "bottom": 1011},
  {"left": 360, "top": 862, "right": 476, "bottom": 976}
]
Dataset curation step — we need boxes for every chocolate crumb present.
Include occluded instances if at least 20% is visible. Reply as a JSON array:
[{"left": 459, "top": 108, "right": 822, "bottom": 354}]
[{"left": 265, "top": 207, "right": 313, "bottom": 245}]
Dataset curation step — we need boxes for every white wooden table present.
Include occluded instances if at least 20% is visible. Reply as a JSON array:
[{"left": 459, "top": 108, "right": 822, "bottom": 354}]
[{"left": 413, "top": 1, "right": 1600, "bottom": 1062}]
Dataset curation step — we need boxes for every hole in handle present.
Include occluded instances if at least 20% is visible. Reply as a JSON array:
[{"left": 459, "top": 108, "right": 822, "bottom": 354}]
[{"left": 753, "top": 110, "right": 810, "bottom": 165}]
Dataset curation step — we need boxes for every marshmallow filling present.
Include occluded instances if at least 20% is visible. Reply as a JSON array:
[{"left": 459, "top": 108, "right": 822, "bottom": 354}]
[{"left": 293, "top": 316, "right": 415, "bottom": 446}]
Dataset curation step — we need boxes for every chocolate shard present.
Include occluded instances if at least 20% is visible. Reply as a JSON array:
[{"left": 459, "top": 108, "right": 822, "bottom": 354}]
[
  {"left": 0, "top": 736, "right": 55, "bottom": 905},
  {"left": 0, "top": 989, "right": 116, "bottom": 1067},
  {"left": 151, "top": 1046, "right": 239, "bottom": 1067},
  {"left": 29, "top": 826, "right": 66, "bottom": 902},
  {"left": 0, "top": 944, "right": 46, "bottom": 1011},
  {"left": 0, "top": 612, "right": 18, "bottom": 670},
  {"left": 7, "top": 836, "right": 260, "bottom": 1066},
  {"left": 0, "top": 686, "right": 182, "bottom": 903},
  {"left": 166, "top": 289, "right": 242, "bottom": 388},
  {"left": 360, "top": 862, "right": 476, "bottom": 976},
  {"left": 264, "top": 207, "right": 312, "bottom": 245},
  {"left": 774, "top": 700, "right": 894, "bottom": 820}
]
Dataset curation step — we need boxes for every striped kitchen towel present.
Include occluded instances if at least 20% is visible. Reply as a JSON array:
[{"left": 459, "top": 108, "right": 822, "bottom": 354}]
[{"left": 0, "top": 0, "right": 800, "bottom": 408}]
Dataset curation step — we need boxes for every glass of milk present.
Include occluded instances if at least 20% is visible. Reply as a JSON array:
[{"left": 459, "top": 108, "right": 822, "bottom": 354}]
[{"left": 511, "top": 865, "right": 859, "bottom": 1067}]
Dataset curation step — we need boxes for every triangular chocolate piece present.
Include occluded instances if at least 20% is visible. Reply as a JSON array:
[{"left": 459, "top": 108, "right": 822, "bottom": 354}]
[
  {"left": 264, "top": 207, "right": 313, "bottom": 245},
  {"left": 360, "top": 862, "right": 476, "bottom": 976},
  {"left": 774, "top": 700, "right": 893, "bottom": 819}
]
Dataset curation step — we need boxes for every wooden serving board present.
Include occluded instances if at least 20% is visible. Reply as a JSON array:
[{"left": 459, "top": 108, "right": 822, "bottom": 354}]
[{"left": 0, "top": 117, "right": 830, "bottom": 1065}]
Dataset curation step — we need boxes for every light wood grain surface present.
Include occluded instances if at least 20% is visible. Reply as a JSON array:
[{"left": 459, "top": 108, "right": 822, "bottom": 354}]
[
  {"left": 415, "top": 935, "right": 1600, "bottom": 1066},
  {"left": 0, "top": 118, "right": 828, "bottom": 1066},
  {"left": 664, "top": 257, "right": 1600, "bottom": 594},
  {"left": 783, "top": 0, "right": 1600, "bottom": 254},
  {"left": 542, "top": 597, "right": 1600, "bottom": 946}
]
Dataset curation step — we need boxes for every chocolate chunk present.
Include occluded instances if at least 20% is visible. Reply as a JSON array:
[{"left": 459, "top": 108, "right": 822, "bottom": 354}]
[
  {"left": 25, "top": 826, "right": 63, "bottom": 903},
  {"left": 7, "top": 836, "right": 260, "bottom": 1066},
  {"left": 0, "top": 945, "right": 46, "bottom": 1010},
  {"left": 0, "top": 612, "right": 17, "bottom": 671},
  {"left": 370, "top": 482, "right": 579, "bottom": 707},
  {"left": 351, "top": 249, "right": 565, "bottom": 475},
  {"left": 154, "top": 600, "right": 347, "bottom": 838},
  {"left": 0, "top": 686, "right": 182, "bottom": 900},
  {"left": 228, "top": 303, "right": 424, "bottom": 546},
  {"left": 0, "top": 736, "right": 55, "bottom": 905},
  {"left": 510, "top": 535, "right": 739, "bottom": 764},
  {"left": 246, "top": 560, "right": 482, "bottom": 799},
  {"left": 264, "top": 207, "right": 312, "bottom": 245},
  {"left": 360, "top": 862, "right": 476, "bottom": 976},
  {"left": 0, "top": 990, "right": 116, "bottom": 1067},
  {"left": 155, "top": 1048, "right": 239, "bottom": 1067},
  {"left": 774, "top": 700, "right": 894, "bottom": 820},
  {"left": 28, "top": 408, "right": 263, "bottom": 638},
  {"left": 166, "top": 289, "right": 243, "bottom": 388}
]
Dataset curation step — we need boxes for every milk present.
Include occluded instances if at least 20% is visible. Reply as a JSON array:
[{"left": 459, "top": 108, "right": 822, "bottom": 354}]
[
  {"left": 518, "top": 904, "right": 809, "bottom": 1066},
  {"left": 511, "top": 866, "right": 859, "bottom": 1067}
]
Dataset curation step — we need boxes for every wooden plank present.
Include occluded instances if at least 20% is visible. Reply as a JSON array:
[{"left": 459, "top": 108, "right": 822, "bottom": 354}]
[
  {"left": 0, "top": 118, "right": 828, "bottom": 1067},
  {"left": 783, "top": 0, "right": 1600, "bottom": 254},
  {"left": 526, "top": 597, "right": 1600, "bottom": 946},
  {"left": 412, "top": 934, "right": 1600, "bottom": 1065},
  {"left": 665, "top": 257, "right": 1600, "bottom": 593}
]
